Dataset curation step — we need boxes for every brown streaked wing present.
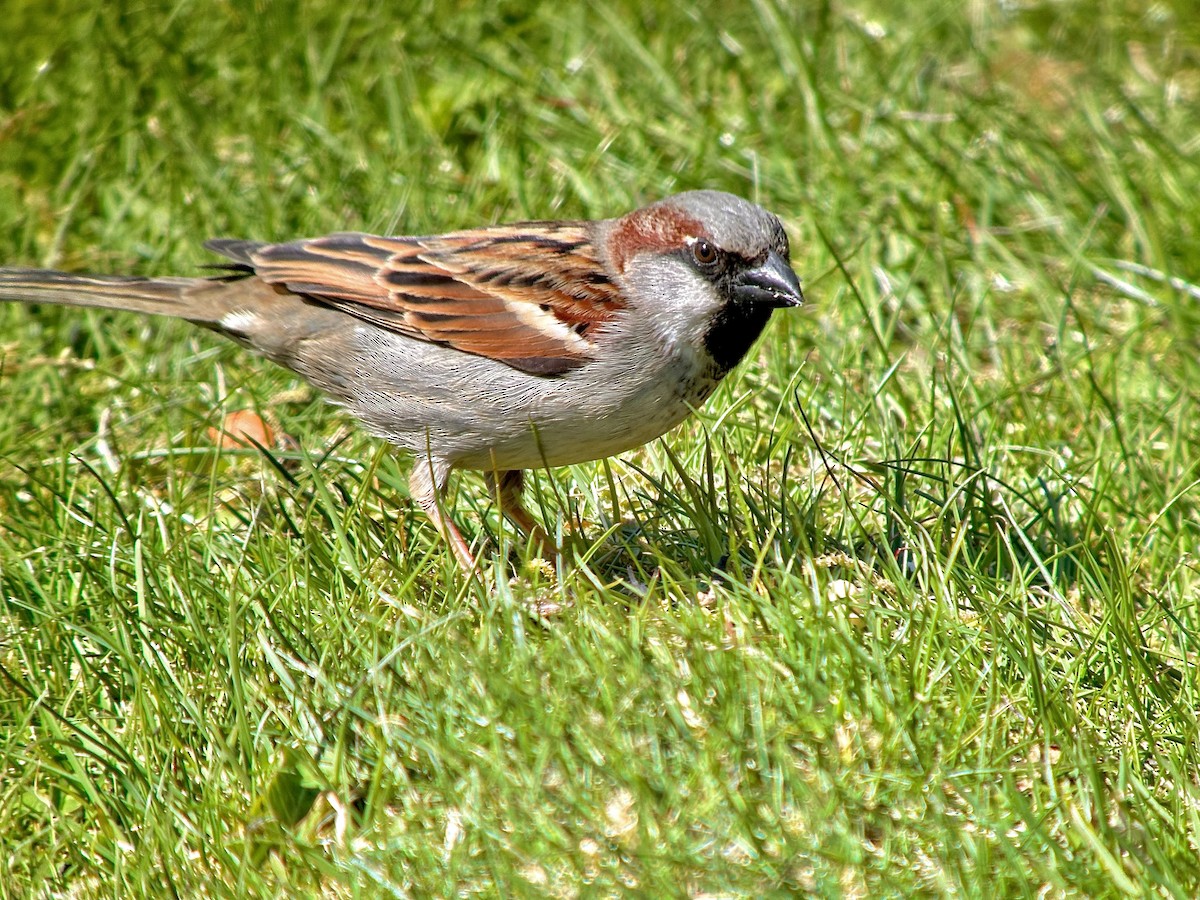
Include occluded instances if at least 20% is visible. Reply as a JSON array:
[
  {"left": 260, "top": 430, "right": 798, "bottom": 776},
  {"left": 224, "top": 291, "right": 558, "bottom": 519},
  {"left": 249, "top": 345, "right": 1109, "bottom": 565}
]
[{"left": 242, "top": 223, "right": 624, "bottom": 376}]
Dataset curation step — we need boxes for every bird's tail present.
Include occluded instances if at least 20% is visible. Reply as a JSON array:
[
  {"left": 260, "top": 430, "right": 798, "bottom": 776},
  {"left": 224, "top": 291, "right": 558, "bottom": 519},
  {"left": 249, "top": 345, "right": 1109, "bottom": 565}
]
[{"left": 0, "top": 269, "right": 213, "bottom": 321}]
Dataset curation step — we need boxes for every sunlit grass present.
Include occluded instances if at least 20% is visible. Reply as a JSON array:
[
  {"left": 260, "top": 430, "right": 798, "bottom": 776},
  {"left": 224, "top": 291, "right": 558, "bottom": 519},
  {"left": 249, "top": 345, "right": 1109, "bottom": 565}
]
[{"left": 2, "top": 0, "right": 1199, "bottom": 895}]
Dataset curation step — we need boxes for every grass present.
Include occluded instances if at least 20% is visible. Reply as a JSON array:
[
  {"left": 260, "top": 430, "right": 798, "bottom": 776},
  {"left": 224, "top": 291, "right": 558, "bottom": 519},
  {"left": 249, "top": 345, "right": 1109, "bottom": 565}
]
[{"left": 2, "top": 0, "right": 1199, "bottom": 895}]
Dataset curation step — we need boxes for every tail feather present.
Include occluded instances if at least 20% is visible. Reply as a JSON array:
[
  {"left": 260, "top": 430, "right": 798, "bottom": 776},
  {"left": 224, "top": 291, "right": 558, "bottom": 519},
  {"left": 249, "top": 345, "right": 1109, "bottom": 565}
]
[
  {"left": 0, "top": 268, "right": 205, "bottom": 319},
  {"left": 204, "top": 239, "right": 269, "bottom": 267},
  {"left": 0, "top": 266, "right": 344, "bottom": 359}
]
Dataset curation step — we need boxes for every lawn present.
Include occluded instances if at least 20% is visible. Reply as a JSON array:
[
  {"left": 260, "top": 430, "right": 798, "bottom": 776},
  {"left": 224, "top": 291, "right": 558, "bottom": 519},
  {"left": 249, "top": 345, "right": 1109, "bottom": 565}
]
[{"left": 2, "top": 0, "right": 1199, "bottom": 896}]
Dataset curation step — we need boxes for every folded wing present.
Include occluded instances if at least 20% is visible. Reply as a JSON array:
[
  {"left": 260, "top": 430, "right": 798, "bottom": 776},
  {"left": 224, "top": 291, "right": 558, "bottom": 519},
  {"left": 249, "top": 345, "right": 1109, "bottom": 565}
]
[{"left": 205, "top": 221, "right": 625, "bottom": 376}]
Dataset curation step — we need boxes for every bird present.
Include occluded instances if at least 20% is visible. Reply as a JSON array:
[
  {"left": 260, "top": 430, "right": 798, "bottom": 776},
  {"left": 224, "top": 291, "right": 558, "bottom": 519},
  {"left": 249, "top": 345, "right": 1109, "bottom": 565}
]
[{"left": 0, "top": 190, "right": 803, "bottom": 570}]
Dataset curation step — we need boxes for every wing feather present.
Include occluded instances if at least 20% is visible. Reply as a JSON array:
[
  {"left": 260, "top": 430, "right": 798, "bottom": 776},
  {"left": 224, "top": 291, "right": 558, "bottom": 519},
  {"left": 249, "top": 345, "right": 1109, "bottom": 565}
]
[{"left": 208, "top": 222, "right": 625, "bottom": 376}]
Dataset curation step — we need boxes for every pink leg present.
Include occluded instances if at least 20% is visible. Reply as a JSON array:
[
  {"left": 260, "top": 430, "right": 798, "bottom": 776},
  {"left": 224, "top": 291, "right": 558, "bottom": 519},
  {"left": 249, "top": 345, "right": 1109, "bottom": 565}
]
[
  {"left": 410, "top": 456, "right": 476, "bottom": 572},
  {"left": 486, "top": 469, "right": 556, "bottom": 559}
]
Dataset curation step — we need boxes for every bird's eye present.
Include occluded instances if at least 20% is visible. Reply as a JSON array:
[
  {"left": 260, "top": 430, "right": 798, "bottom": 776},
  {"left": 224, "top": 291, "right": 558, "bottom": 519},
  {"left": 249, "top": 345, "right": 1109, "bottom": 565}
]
[{"left": 691, "top": 239, "right": 718, "bottom": 266}]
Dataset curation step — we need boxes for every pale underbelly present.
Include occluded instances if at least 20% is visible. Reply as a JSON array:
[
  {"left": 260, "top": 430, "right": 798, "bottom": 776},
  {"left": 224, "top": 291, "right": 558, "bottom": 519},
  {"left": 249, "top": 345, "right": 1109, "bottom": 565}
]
[{"left": 453, "top": 373, "right": 721, "bottom": 471}]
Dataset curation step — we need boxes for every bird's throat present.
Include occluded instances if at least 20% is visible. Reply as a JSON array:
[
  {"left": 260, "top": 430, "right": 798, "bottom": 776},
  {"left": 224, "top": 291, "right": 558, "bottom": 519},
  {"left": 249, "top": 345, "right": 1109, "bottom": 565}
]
[{"left": 702, "top": 303, "right": 776, "bottom": 374}]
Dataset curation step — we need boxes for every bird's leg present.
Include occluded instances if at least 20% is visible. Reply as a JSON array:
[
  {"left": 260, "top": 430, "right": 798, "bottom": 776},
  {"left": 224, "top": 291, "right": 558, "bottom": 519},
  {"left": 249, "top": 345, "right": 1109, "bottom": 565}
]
[
  {"left": 410, "top": 456, "right": 476, "bottom": 571},
  {"left": 486, "top": 469, "right": 556, "bottom": 560},
  {"left": 419, "top": 496, "right": 476, "bottom": 572}
]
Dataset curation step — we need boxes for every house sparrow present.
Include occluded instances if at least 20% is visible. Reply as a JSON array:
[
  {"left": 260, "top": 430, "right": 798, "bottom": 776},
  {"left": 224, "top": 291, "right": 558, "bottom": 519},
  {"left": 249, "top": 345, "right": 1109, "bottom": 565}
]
[{"left": 0, "top": 190, "right": 803, "bottom": 570}]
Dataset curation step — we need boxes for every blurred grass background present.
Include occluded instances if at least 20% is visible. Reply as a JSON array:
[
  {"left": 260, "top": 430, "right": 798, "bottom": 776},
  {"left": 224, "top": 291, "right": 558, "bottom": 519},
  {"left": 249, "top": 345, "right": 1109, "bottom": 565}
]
[{"left": 2, "top": 0, "right": 1199, "bottom": 895}]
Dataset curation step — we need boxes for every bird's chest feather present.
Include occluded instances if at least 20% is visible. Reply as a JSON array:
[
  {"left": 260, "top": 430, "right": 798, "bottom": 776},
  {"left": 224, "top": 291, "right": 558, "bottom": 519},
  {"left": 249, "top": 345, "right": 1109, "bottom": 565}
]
[
  {"left": 557, "top": 341, "right": 721, "bottom": 454},
  {"left": 465, "top": 339, "right": 723, "bottom": 470}
]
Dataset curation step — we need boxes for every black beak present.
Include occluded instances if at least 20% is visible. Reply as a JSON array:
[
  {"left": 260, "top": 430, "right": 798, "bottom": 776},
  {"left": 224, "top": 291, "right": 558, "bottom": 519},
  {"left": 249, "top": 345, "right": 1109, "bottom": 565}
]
[{"left": 734, "top": 249, "right": 804, "bottom": 308}]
